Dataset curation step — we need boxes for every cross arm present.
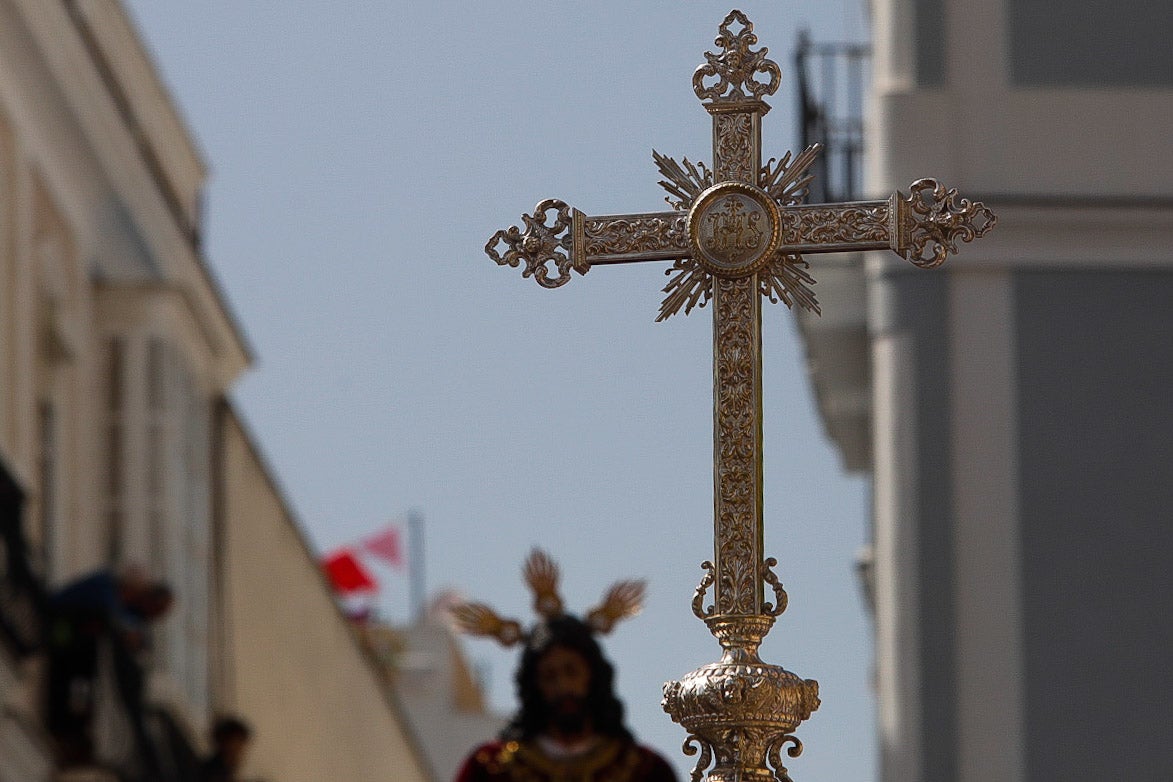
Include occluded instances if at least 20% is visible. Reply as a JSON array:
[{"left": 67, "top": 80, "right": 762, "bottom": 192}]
[
  {"left": 486, "top": 200, "right": 689, "bottom": 289},
  {"left": 782, "top": 179, "right": 997, "bottom": 268}
]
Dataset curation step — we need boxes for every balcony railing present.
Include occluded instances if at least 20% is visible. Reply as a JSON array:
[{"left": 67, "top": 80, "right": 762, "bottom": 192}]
[
  {"left": 51, "top": 612, "right": 203, "bottom": 782},
  {"left": 1, "top": 460, "right": 200, "bottom": 781},
  {"left": 794, "top": 32, "right": 871, "bottom": 204},
  {"left": 0, "top": 463, "right": 45, "bottom": 659}
]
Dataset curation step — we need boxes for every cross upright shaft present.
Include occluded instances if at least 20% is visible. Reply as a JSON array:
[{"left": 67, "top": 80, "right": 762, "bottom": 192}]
[
  {"left": 485, "top": 11, "right": 994, "bottom": 782},
  {"left": 707, "top": 95, "right": 768, "bottom": 620}
]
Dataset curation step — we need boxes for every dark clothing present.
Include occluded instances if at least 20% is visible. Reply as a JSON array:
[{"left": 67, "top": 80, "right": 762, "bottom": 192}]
[
  {"left": 50, "top": 571, "right": 137, "bottom": 623},
  {"left": 199, "top": 755, "right": 234, "bottom": 782},
  {"left": 455, "top": 738, "right": 678, "bottom": 782},
  {"left": 45, "top": 570, "right": 152, "bottom": 763}
]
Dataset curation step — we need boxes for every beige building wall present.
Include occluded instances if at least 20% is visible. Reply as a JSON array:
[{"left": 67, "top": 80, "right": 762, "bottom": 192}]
[
  {"left": 0, "top": 2, "right": 436, "bottom": 780},
  {"left": 0, "top": 0, "right": 241, "bottom": 773},
  {"left": 219, "top": 408, "right": 433, "bottom": 782}
]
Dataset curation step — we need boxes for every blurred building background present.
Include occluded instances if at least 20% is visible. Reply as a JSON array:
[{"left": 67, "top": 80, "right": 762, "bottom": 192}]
[
  {"left": 5, "top": 0, "right": 1170, "bottom": 781},
  {"left": 358, "top": 594, "right": 508, "bottom": 782},
  {"left": 796, "top": 0, "right": 1173, "bottom": 781},
  {"left": 0, "top": 1, "right": 441, "bottom": 780}
]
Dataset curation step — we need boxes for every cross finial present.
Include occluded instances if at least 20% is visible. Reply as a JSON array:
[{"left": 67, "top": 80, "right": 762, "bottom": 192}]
[{"left": 693, "top": 10, "right": 781, "bottom": 104}]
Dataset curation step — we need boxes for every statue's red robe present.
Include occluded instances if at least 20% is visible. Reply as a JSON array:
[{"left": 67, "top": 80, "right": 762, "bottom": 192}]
[{"left": 455, "top": 737, "right": 678, "bottom": 782}]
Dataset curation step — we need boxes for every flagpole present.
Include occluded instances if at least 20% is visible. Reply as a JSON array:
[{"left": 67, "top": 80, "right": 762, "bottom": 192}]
[{"left": 407, "top": 508, "right": 425, "bottom": 623}]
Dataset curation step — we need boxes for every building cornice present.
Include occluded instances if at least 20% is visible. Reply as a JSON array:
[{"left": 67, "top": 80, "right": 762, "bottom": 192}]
[
  {"left": 9, "top": 0, "right": 253, "bottom": 379},
  {"left": 63, "top": 0, "right": 202, "bottom": 246}
]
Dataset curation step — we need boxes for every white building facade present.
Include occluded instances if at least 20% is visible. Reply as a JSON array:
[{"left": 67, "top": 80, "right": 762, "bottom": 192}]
[{"left": 798, "top": 1, "right": 1173, "bottom": 780}]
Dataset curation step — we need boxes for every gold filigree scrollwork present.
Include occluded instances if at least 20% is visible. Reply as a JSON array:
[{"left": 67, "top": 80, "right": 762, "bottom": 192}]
[
  {"left": 766, "top": 734, "right": 804, "bottom": 782},
  {"left": 481, "top": 14, "right": 997, "bottom": 782},
  {"left": 761, "top": 557, "right": 788, "bottom": 617},
  {"left": 714, "top": 277, "right": 759, "bottom": 615},
  {"left": 692, "top": 561, "right": 717, "bottom": 620},
  {"left": 901, "top": 178, "right": 997, "bottom": 268},
  {"left": 761, "top": 144, "right": 823, "bottom": 206},
  {"left": 760, "top": 253, "right": 819, "bottom": 313},
  {"left": 659, "top": 258, "right": 712, "bottom": 322},
  {"left": 486, "top": 199, "right": 578, "bottom": 288},
  {"left": 781, "top": 204, "right": 891, "bottom": 248},
  {"left": 682, "top": 734, "right": 715, "bottom": 782},
  {"left": 663, "top": 661, "right": 820, "bottom": 782},
  {"left": 714, "top": 113, "right": 754, "bottom": 183},
  {"left": 693, "top": 10, "right": 781, "bottom": 104},
  {"left": 654, "top": 151, "right": 713, "bottom": 211},
  {"left": 582, "top": 214, "right": 688, "bottom": 259}
]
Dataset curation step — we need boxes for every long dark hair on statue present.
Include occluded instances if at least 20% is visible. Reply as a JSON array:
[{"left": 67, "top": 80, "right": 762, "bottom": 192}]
[{"left": 502, "top": 614, "right": 633, "bottom": 742}]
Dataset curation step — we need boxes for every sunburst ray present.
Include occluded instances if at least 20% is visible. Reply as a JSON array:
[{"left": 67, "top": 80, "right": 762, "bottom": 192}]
[
  {"left": 761, "top": 143, "right": 823, "bottom": 205},
  {"left": 658, "top": 259, "right": 713, "bottom": 321},
  {"left": 653, "top": 150, "right": 713, "bottom": 210},
  {"left": 760, "top": 252, "right": 820, "bottom": 314}
]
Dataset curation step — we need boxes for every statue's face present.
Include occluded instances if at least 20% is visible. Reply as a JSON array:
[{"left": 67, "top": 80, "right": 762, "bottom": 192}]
[
  {"left": 536, "top": 645, "right": 591, "bottom": 702},
  {"left": 536, "top": 644, "right": 592, "bottom": 733}
]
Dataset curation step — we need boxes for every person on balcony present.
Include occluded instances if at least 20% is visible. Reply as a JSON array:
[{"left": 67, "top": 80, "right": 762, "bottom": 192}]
[
  {"left": 200, "top": 715, "right": 253, "bottom": 782},
  {"left": 44, "top": 566, "right": 173, "bottom": 764}
]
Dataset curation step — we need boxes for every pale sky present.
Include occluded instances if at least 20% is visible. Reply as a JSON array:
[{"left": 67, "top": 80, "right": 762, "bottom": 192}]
[{"left": 121, "top": 3, "right": 874, "bottom": 779}]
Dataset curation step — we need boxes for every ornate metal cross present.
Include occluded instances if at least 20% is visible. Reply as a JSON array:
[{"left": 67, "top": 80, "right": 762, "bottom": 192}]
[{"left": 486, "top": 11, "right": 994, "bottom": 782}]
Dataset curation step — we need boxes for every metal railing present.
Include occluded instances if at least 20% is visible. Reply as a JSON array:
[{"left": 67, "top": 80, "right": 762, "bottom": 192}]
[
  {"left": 0, "top": 464, "right": 45, "bottom": 658},
  {"left": 51, "top": 611, "right": 202, "bottom": 781},
  {"left": 0, "top": 460, "right": 199, "bottom": 780},
  {"left": 795, "top": 32, "right": 871, "bottom": 204}
]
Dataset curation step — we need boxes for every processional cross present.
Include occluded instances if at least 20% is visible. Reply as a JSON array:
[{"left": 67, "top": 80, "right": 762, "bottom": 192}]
[{"left": 486, "top": 12, "right": 994, "bottom": 782}]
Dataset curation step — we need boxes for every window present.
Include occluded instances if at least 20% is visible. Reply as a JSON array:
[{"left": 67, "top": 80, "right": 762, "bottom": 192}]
[{"left": 143, "top": 337, "right": 211, "bottom": 725}]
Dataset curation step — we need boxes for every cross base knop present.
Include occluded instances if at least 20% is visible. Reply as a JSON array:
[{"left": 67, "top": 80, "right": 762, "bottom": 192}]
[{"left": 663, "top": 614, "right": 820, "bottom": 782}]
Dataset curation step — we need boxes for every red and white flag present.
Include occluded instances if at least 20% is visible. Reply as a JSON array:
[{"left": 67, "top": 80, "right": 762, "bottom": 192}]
[
  {"left": 362, "top": 523, "right": 405, "bottom": 570},
  {"left": 322, "top": 548, "right": 379, "bottom": 593}
]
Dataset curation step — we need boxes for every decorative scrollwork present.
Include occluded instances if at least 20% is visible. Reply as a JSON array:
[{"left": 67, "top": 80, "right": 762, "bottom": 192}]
[
  {"left": 479, "top": 15, "right": 999, "bottom": 782},
  {"left": 780, "top": 203, "right": 891, "bottom": 248},
  {"left": 682, "top": 734, "right": 715, "bottom": 782},
  {"left": 486, "top": 199, "right": 578, "bottom": 288},
  {"left": 766, "top": 734, "right": 804, "bottom": 782},
  {"left": 665, "top": 662, "right": 820, "bottom": 732},
  {"left": 714, "top": 278, "right": 759, "bottom": 615},
  {"left": 693, "top": 11, "right": 781, "bottom": 104},
  {"left": 714, "top": 113, "right": 754, "bottom": 183},
  {"left": 901, "top": 178, "right": 997, "bottom": 268},
  {"left": 664, "top": 659, "right": 820, "bottom": 781},
  {"left": 582, "top": 214, "right": 688, "bottom": 260},
  {"left": 692, "top": 561, "right": 717, "bottom": 619},
  {"left": 761, "top": 557, "right": 788, "bottom": 617}
]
